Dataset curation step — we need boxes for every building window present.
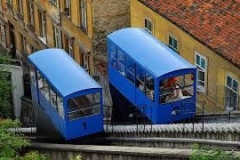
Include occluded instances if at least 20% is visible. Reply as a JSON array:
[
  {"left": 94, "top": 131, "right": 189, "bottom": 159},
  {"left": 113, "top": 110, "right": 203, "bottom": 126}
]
[
  {"left": 0, "top": 25, "right": 6, "bottom": 45},
  {"left": 53, "top": 25, "right": 61, "bottom": 48},
  {"left": 64, "top": 0, "right": 71, "bottom": 18},
  {"left": 38, "top": 11, "right": 46, "bottom": 44},
  {"left": 22, "top": 35, "right": 27, "bottom": 53},
  {"left": 50, "top": 0, "right": 59, "bottom": 8},
  {"left": 64, "top": 35, "right": 74, "bottom": 58},
  {"left": 17, "top": 0, "right": 24, "bottom": 17},
  {"left": 195, "top": 52, "right": 207, "bottom": 92},
  {"left": 80, "top": 0, "right": 87, "bottom": 33},
  {"left": 81, "top": 53, "right": 89, "bottom": 73},
  {"left": 31, "top": 45, "right": 36, "bottom": 53},
  {"left": 168, "top": 35, "right": 178, "bottom": 51},
  {"left": 7, "top": 0, "right": 13, "bottom": 8},
  {"left": 225, "top": 75, "right": 239, "bottom": 110},
  {"left": 28, "top": 2, "right": 35, "bottom": 28},
  {"left": 0, "top": 0, "right": 3, "bottom": 11},
  {"left": 144, "top": 18, "right": 153, "bottom": 34}
]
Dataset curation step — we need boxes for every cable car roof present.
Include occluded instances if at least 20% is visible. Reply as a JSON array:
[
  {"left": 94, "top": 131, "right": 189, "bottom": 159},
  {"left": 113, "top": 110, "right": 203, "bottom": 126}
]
[
  {"left": 107, "top": 28, "right": 196, "bottom": 78},
  {"left": 28, "top": 49, "right": 101, "bottom": 97}
]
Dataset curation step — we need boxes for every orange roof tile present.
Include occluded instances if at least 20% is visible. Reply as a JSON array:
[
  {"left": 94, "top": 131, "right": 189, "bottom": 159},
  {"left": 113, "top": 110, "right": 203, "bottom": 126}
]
[{"left": 139, "top": 0, "right": 240, "bottom": 68}]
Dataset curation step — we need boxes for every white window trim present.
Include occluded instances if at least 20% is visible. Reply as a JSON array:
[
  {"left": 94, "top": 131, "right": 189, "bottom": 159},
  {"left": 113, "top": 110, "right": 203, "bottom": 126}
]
[
  {"left": 144, "top": 17, "right": 153, "bottom": 34},
  {"left": 225, "top": 74, "right": 239, "bottom": 111},
  {"left": 53, "top": 25, "right": 61, "bottom": 48},
  {"left": 195, "top": 52, "right": 207, "bottom": 93},
  {"left": 80, "top": 0, "right": 87, "bottom": 31},
  {"left": 168, "top": 34, "right": 179, "bottom": 51},
  {"left": 39, "top": 12, "right": 46, "bottom": 38},
  {"left": 225, "top": 74, "right": 239, "bottom": 94}
]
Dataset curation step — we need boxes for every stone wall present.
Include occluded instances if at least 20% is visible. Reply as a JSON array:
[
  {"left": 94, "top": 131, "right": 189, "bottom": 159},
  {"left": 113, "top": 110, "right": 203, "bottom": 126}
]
[
  {"left": 28, "top": 143, "right": 189, "bottom": 160},
  {"left": 92, "top": 0, "right": 130, "bottom": 57},
  {"left": 92, "top": 0, "right": 130, "bottom": 114}
]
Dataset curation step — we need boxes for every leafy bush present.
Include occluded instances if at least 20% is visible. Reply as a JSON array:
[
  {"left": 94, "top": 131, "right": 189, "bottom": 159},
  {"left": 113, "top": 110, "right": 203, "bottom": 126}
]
[
  {"left": 191, "top": 144, "right": 240, "bottom": 160},
  {"left": 0, "top": 119, "right": 50, "bottom": 160},
  {"left": 21, "top": 151, "right": 50, "bottom": 160},
  {"left": 0, "top": 54, "right": 14, "bottom": 118}
]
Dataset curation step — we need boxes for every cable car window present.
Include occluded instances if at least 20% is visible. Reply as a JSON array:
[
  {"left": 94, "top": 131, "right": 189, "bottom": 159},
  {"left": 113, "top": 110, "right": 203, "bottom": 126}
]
[
  {"left": 159, "top": 73, "right": 194, "bottom": 104},
  {"left": 49, "top": 87, "right": 58, "bottom": 110},
  {"left": 146, "top": 73, "right": 154, "bottom": 101},
  {"left": 37, "top": 71, "right": 43, "bottom": 89},
  {"left": 136, "top": 65, "right": 146, "bottom": 93},
  {"left": 67, "top": 92, "right": 101, "bottom": 120},
  {"left": 57, "top": 95, "right": 64, "bottom": 119},
  {"left": 110, "top": 45, "right": 117, "bottom": 67},
  {"left": 37, "top": 71, "right": 50, "bottom": 101},
  {"left": 126, "top": 57, "right": 135, "bottom": 83},
  {"left": 117, "top": 49, "right": 126, "bottom": 76},
  {"left": 30, "top": 65, "right": 36, "bottom": 85}
]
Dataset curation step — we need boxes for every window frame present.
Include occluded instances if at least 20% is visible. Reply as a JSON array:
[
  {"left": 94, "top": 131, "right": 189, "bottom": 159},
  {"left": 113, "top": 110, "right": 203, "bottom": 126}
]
[
  {"left": 17, "top": 0, "right": 24, "bottom": 16},
  {"left": 80, "top": 0, "right": 87, "bottom": 33},
  {"left": 64, "top": 0, "right": 71, "bottom": 18},
  {"left": 168, "top": 34, "right": 179, "bottom": 51},
  {"left": 49, "top": 0, "right": 59, "bottom": 8},
  {"left": 81, "top": 52, "right": 90, "bottom": 73},
  {"left": 194, "top": 52, "right": 207, "bottom": 93},
  {"left": 22, "top": 35, "right": 27, "bottom": 53},
  {"left": 0, "top": 0, "right": 2, "bottom": 11},
  {"left": 144, "top": 17, "right": 153, "bottom": 34},
  {"left": 53, "top": 25, "right": 61, "bottom": 48},
  {"left": 63, "top": 34, "right": 74, "bottom": 58},
  {"left": 28, "top": 2, "right": 35, "bottom": 27},
  {"left": 225, "top": 74, "right": 239, "bottom": 110},
  {"left": 7, "top": 0, "right": 13, "bottom": 8},
  {"left": 226, "top": 75, "right": 239, "bottom": 94}
]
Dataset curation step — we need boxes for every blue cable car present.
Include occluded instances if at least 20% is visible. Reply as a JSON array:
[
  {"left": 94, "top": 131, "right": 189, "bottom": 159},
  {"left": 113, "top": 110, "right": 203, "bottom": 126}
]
[
  {"left": 107, "top": 28, "right": 197, "bottom": 124},
  {"left": 28, "top": 49, "right": 104, "bottom": 141}
]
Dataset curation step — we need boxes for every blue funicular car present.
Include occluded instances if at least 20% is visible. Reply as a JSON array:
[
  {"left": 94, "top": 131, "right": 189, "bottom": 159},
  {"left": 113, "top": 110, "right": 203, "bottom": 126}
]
[
  {"left": 107, "top": 28, "right": 197, "bottom": 124},
  {"left": 28, "top": 49, "right": 104, "bottom": 141}
]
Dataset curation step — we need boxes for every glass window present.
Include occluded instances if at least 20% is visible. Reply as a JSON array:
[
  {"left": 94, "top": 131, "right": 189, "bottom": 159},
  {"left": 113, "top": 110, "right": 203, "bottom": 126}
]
[
  {"left": 233, "top": 80, "right": 238, "bottom": 92},
  {"left": 136, "top": 66, "right": 146, "bottom": 92},
  {"left": 225, "top": 75, "right": 238, "bottom": 110},
  {"left": 110, "top": 45, "right": 117, "bottom": 67},
  {"left": 67, "top": 92, "right": 101, "bottom": 120},
  {"left": 80, "top": 0, "right": 87, "bottom": 33},
  {"left": 81, "top": 53, "right": 89, "bottom": 73},
  {"left": 146, "top": 73, "right": 154, "bottom": 101},
  {"left": 30, "top": 66, "right": 36, "bottom": 85},
  {"left": 144, "top": 18, "right": 153, "bottom": 34},
  {"left": 168, "top": 35, "right": 178, "bottom": 51},
  {"left": 117, "top": 49, "right": 125, "bottom": 76},
  {"left": 195, "top": 52, "right": 207, "bottom": 92},
  {"left": 126, "top": 57, "right": 135, "bottom": 83},
  {"left": 160, "top": 74, "right": 194, "bottom": 104}
]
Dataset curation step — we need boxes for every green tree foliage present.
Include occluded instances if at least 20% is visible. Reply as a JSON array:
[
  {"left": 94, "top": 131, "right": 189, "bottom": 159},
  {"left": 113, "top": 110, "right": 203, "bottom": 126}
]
[
  {"left": 0, "top": 119, "right": 29, "bottom": 159},
  {"left": 0, "top": 119, "right": 50, "bottom": 160},
  {"left": 0, "top": 54, "right": 14, "bottom": 118},
  {"left": 191, "top": 144, "right": 240, "bottom": 160}
]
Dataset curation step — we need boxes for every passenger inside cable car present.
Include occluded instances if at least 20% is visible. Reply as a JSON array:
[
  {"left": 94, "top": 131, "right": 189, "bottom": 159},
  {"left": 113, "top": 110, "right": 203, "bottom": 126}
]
[{"left": 160, "top": 74, "right": 194, "bottom": 104}]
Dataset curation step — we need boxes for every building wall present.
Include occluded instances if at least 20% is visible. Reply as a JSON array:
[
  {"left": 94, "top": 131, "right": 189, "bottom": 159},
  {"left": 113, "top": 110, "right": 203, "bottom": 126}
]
[{"left": 131, "top": 0, "right": 240, "bottom": 112}]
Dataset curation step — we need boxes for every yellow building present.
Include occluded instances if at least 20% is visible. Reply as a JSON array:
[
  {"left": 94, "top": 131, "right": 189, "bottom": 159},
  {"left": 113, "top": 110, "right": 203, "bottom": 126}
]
[
  {"left": 131, "top": 0, "right": 240, "bottom": 112},
  {"left": 0, "top": 0, "right": 130, "bottom": 105}
]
